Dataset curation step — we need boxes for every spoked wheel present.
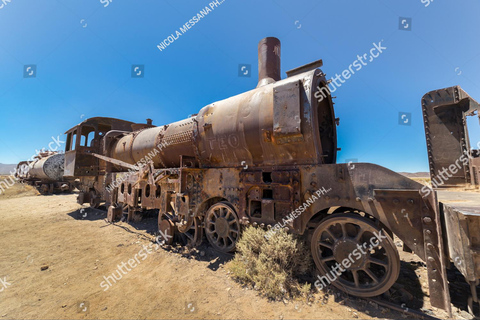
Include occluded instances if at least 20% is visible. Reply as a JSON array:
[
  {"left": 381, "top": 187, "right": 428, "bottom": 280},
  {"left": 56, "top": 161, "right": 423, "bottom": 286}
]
[
  {"left": 205, "top": 201, "right": 240, "bottom": 253},
  {"left": 180, "top": 217, "right": 203, "bottom": 248},
  {"left": 311, "top": 213, "right": 400, "bottom": 297},
  {"left": 119, "top": 203, "right": 130, "bottom": 222},
  {"left": 39, "top": 184, "right": 49, "bottom": 195}
]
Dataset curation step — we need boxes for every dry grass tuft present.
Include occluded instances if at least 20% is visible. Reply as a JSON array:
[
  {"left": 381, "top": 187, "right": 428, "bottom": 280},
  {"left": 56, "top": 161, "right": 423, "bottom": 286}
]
[
  {"left": 411, "top": 177, "right": 431, "bottom": 186},
  {"left": 228, "top": 226, "right": 312, "bottom": 300},
  {"left": 0, "top": 176, "right": 39, "bottom": 199}
]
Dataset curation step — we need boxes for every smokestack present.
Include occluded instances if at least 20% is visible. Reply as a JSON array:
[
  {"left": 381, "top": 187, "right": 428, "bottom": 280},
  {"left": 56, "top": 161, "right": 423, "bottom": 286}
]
[
  {"left": 257, "top": 37, "right": 281, "bottom": 88},
  {"left": 146, "top": 118, "right": 153, "bottom": 125}
]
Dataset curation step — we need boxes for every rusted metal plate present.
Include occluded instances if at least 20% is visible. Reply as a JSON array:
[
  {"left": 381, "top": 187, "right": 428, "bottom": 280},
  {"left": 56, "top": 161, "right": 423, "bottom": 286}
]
[
  {"left": 423, "top": 192, "right": 451, "bottom": 313},
  {"left": 422, "top": 86, "right": 480, "bottom": 188},
  {"left": 273, "top": 80, "right": 302, "bottom": 138},
  {"left": 438, "top": 190, "right": 480, "bottom": 282}
]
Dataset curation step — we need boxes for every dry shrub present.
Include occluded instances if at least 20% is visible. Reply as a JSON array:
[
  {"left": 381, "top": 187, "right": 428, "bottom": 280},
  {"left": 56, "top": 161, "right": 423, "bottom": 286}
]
[
  {"left": 0, "top": 179, "right": 38, "bottom": 199},
  {"left": 229, "top": 226, "right": 312, "bottom": 300}
]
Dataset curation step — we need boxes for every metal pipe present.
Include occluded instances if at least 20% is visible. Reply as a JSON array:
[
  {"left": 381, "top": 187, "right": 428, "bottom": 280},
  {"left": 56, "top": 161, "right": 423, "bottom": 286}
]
[{"left": 257, "top": 37, "right": 281, "bottom": 87}]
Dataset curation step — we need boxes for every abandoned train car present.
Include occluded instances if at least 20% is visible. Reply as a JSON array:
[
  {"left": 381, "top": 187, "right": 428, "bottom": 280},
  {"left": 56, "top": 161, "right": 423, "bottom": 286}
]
[
  {"left": 61, "top": 37, "right": 480, "bottom": 316},
  {"left": 15, "top": 151, "right": 71, "bottom": 194}
]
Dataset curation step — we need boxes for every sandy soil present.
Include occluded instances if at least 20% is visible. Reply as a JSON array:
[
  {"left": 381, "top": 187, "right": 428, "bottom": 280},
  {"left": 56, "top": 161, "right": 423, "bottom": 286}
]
[
  {"left": 0, "top": 184, "right": 464, "bottom": 319},
  {"left": 0, "top": 190, "right": 407, "bottom": 319}
]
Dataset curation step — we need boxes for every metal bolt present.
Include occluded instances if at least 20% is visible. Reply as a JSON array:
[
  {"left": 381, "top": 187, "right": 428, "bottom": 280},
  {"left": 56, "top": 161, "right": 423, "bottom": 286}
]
[{"left": 423, "top": 217, "right": 432, "bottom": 223}]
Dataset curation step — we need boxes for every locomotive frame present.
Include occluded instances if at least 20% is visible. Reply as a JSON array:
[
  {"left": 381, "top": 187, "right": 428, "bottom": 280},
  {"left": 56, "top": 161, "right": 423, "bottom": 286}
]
[{"left": 58, "top": 37, "right": 480, "bottom": 316}]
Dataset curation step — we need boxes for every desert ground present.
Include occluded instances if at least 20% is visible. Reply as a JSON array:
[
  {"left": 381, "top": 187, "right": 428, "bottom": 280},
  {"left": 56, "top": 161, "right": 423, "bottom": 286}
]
[{"left": 0, "top": 180, "right": 471, "bottom": 319}]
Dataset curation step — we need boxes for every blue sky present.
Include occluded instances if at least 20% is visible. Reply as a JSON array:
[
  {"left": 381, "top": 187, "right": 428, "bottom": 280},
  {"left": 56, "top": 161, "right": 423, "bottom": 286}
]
[{"left": 0, "top": 0, "right": 479, "bottom": 172}]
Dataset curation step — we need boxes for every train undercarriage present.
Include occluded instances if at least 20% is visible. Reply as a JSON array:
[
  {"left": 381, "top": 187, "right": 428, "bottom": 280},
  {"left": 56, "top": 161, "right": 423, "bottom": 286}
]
[{"left": 91, "top": 161, "right": 452, "bottom": 312}]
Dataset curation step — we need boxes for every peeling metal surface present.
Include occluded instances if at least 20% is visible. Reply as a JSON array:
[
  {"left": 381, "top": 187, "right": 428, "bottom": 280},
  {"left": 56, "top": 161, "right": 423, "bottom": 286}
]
[{"left": 422, "top": 86, "right": 480, "bottom": 188}]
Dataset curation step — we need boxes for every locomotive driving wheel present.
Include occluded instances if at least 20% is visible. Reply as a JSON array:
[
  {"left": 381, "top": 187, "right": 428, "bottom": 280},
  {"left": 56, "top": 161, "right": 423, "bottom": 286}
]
[
  {"left": 39, "top": 184, "right": 49, "bottom": 195},
  {"left": 205, "top": 201, "right": 240, "bottom": 253},
  {"left": 119, "top": 202, "right": 132, "bottom": 222},
  {"left": 311, "top": 213, "right": 400, "bottom": 297}
]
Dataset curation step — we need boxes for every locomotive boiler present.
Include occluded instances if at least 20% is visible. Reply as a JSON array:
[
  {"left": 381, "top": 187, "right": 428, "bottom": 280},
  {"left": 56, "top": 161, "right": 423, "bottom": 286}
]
[
  {"left": 109, "top": 37, "right": 336, "bottom": 170},
  {"left": 16, "top": 151, "right": 70, "bottom": 194},
  {"left": 61, "top": 37, "right": 480, "bottom": 316}
]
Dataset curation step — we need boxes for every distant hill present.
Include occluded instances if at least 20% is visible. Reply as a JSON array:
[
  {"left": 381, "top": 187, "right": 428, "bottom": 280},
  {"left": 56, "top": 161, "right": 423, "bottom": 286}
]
[
  {"left": 0, "top": 164, "right": 17, "bottom": 175},
  {"left": 0, "top": 164, "right": 432, "bottom": 179},
  {"left": 398, "top": 172, "right": 430, "bottom": 178}
]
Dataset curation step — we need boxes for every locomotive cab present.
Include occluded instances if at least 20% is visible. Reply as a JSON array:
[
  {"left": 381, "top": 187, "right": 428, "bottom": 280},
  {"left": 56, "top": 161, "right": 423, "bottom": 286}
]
[
  {"left": 64, "top": 117, "right": 135, "bottom": 178},
  {"left": 63, "top": 117, "right": 136, "bottom": 207}
]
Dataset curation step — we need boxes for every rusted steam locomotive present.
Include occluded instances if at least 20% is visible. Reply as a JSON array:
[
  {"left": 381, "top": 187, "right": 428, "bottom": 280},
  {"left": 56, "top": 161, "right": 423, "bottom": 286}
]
[
  {"left": 60, "top": 37, "right": 479, "bottom": 316},
  {"left": 15, "top": 151, "right": 71, "bottom": 194}
]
